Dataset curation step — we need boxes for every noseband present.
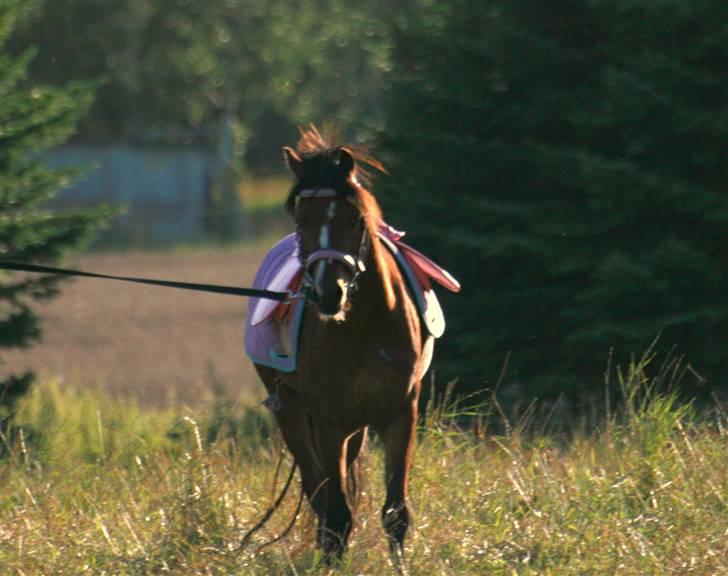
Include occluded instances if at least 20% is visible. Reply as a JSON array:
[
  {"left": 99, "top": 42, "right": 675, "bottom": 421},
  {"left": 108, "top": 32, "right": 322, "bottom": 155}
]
[{"left": 297, "top": 188, "right": 369, "bottom": 297}]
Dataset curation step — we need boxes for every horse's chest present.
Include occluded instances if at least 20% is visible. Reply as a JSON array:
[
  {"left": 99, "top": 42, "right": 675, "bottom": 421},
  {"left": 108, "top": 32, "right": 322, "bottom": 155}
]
[{"left": 296, "top": 326, "right": 417, "bottom": 417}]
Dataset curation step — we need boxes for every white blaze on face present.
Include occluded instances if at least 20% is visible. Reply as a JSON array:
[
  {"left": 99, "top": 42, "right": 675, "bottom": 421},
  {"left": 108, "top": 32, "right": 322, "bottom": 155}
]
[
  {"left": 315, "top": 201, "right": 338, "bottom": 288},
  {"left": 318, "top": 200, "right": 336, "bottom": 248},
  {"left": 318, "top": 228, "right": 329, "bottom": 248},
  {"left": 318, "top": 223, "right": 329, "bottom": 249}
]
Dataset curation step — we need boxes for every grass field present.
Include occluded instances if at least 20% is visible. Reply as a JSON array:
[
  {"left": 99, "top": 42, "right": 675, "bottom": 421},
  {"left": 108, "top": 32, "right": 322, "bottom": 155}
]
[
  {"left": 239, "top": 175, "right": 290, "bottom": 212},
  {"left": 1, "top": 356, "right": 727, "bottom": 575}
]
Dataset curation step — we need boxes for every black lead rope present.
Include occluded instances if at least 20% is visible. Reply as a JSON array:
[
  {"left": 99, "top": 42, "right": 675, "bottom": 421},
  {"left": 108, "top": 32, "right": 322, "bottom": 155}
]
[{"left": 0, "top": 260, "right": 290, "bottom": 302}]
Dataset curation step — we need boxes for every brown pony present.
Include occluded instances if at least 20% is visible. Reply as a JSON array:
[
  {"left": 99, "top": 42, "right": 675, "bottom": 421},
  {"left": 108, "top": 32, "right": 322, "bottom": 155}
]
[{"left": 253, "top": 126, "right": 431, "bottom": 568}]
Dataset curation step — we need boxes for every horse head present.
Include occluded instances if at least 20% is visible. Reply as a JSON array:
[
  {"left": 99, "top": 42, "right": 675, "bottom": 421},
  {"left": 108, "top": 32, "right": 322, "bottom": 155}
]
[{"left": 283, "top": 138, "right": 374, "bottom": 319}]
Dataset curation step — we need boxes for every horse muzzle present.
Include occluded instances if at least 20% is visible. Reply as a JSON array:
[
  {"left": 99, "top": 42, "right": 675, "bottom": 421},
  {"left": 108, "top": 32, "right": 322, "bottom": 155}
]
[{"left": 304, "top": 250, "right": 365, "bottom": 317}]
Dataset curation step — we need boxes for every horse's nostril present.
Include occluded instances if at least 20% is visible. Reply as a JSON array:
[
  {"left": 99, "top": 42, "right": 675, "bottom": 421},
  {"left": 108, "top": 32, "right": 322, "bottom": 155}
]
[
  {"left": 316, "top": 278, "right": 347, "bottom": 316},
  {"left": 318, "top": 300, "right": 340, "bottom": 316}
]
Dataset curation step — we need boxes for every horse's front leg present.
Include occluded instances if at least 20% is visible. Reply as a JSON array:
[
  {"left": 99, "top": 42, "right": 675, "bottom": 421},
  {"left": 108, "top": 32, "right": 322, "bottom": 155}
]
[
  {"left": 378, "top": 398, "right": 418, "bottom": 572},
  {"left": 254, "top": 366, "right": 324, "bottom": 506}
]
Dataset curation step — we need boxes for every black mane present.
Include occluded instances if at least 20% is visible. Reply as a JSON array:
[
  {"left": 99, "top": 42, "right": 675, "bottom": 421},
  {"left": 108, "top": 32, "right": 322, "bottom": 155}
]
[
  {"left": 297, "top": 151, "right": 356, "bottom": 192},
  {"left": 284, "top": 125, "right": 386, "bottom": 214}
]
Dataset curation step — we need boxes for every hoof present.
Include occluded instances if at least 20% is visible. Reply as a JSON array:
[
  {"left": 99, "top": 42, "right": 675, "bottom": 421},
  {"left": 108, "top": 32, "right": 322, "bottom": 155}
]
[{"left": 388, "top": 542, "right": 409, "bottom": 576}]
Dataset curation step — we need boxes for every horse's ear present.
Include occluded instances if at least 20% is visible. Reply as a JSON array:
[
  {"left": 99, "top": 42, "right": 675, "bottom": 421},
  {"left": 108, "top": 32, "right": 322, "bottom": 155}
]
[
  {"left": 335, "top": 147, "right": 355, "bottom": 175},
  {"left": 283, "top": 146, "right": 305, "bottom": 179}
]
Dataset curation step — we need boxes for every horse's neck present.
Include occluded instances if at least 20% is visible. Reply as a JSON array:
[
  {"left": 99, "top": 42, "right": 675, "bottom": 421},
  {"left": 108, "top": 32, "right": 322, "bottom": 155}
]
[
  {"left": 308, "top": 239, "right": 422, "bottom": 365},
  {"left": 357, "top": 240, "right": 403, "bottom": 315},
  {"left": 352, "top": 242, "right": 422, "bottom": 354}
]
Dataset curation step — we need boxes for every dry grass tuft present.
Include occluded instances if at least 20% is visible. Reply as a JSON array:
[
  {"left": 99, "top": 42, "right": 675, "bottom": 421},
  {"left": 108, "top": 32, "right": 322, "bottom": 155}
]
[{"left": 1, "top": 360, "right": 727, "bottom": 575}]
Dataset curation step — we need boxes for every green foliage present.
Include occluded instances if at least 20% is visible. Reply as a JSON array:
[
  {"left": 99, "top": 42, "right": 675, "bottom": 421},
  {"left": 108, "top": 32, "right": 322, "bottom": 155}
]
[
  {"left": 8, "top": 0, "right": 397, "bottom": 161},
  {"left": 0, "top": 1, "right": 111, "bottom": 420},
  {"left": 380, "top": 0, "right": 728, "bottom": 401}
]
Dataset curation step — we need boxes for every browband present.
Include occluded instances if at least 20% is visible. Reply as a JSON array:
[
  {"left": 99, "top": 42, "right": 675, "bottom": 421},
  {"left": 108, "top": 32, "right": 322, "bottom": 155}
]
[{"left": 298, "top": 188, "right": 338, "bottom": 198}]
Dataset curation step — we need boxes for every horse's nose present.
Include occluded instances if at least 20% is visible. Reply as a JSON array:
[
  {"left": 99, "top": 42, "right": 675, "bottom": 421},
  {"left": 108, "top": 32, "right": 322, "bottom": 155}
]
[{"left": 315, "top": 275, "right": 347, "bottom": 317}]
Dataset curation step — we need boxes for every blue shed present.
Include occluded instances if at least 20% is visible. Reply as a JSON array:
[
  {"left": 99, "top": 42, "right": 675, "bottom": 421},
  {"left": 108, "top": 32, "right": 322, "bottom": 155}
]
[{"left": 45, "top": 144, "right": 227, "bottom": 246}]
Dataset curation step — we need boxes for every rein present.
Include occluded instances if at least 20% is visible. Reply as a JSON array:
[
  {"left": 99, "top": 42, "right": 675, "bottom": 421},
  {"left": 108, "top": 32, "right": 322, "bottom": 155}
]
[{"left": 0, "top": 260, "right": 293, "bottom": 302}]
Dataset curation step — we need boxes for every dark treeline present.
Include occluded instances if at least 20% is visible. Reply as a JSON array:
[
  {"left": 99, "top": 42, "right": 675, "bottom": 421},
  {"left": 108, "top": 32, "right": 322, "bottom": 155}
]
[
  {"left": 379, "top": 0, "right": 727, "bottom": 408},
  {"left": 4, "top": 0, "right": 727, "bottom": 410}
]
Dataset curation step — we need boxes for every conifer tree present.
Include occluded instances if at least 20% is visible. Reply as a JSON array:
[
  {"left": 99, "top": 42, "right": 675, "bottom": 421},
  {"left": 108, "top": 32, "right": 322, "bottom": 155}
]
[
  {"left": 0, "top": 2, "right": 109, "bottom": 423},
  {"left": 381, "top": 0, "right": 727, "bottom": 403}
]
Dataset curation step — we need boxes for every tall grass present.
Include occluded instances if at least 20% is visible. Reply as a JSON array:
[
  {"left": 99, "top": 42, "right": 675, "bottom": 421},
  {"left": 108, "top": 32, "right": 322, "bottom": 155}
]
[
  {"left": 238, "top": 174, "right": 292, "bottom": 240},
  {"left": 1, "top": 361, "right": 726, "bottom": 575},
  {"left": 239, "top": 175, "right": 290, "bottom": 213}
]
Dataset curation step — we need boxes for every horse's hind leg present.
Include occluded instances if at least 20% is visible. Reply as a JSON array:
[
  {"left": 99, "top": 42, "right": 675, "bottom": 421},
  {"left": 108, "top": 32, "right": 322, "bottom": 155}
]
[
  {"left": 311, "top": 426, "right": 353, "bottom": 561},
  {"left": 378, "top": 401, "right": 418, "bottom": 570}
]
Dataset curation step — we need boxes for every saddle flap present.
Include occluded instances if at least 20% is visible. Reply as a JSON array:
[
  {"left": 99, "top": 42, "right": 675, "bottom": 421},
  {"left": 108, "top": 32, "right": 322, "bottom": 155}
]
[
  {"left": 397, "top": 242, "right": 461, "bottom": 294},
  {"left": 248, "top": 234, "right": 301, "bottom": 327},
  {"left": 378, "top": 234, "right": 447, "bottom": 339},
  {"left": 250, "top": 258, "right": 301, "bottom": 326}
]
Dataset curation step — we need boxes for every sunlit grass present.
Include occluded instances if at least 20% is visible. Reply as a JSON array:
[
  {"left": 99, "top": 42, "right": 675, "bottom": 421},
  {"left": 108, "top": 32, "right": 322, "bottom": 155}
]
[
  {"left": 239, "top": 174, "right": 291, "bottom": 212},
  {"left": 1, "top": 359, "right": 726, "bottom": 575}
]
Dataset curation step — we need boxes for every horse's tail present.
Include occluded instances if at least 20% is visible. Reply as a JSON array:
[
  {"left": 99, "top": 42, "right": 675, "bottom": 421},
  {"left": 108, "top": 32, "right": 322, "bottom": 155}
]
[
  {"left": 345, "top": 430, "right": 370, "bottom": 516},
  {"left": 346, "top": 458, "right": 363, "bottom": 512},
  {"left": 238, "top": 454, "right": 302, "bottom": 552}
]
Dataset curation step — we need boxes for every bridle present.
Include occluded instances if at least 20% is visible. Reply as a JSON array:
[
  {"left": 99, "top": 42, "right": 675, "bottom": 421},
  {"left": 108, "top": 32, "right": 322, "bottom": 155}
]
[{"left": 296, "top": 187, "right": 369, "bottom": 298}]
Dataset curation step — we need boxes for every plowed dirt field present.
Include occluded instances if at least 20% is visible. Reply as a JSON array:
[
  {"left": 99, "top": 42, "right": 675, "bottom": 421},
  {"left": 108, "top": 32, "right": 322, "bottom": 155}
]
[{"left": 3, "top": 245, "right": 271, "bottom": 406}]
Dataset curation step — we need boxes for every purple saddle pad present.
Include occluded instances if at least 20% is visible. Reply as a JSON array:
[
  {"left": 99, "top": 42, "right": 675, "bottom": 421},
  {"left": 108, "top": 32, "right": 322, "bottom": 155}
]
[{"left": 244, "top": 228, "right": 459, "bottom": 372}]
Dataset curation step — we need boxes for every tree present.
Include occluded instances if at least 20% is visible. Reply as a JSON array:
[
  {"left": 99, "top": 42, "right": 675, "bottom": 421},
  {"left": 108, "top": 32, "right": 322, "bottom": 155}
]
[
  {"left": 0, "top": 1, "right": 110, "bottom": 430},
  {"left": 380, "top": 0, "right": 727, "bottom": 405},
  {"left": 7, "top": 0, "right": 398, "bottom": 164}
]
